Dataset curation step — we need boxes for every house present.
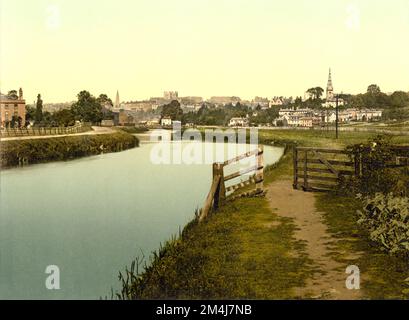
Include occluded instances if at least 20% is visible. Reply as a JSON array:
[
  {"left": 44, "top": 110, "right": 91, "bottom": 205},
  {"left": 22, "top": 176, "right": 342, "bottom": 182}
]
[
  {"left": 147, "top": 118, "right": 160, "bottom": 127},
  {"left": 0, "top": 88, "right": 26, "bottom": 127},
  {"left": 356, "top": 109, "right": 383, "bottom": 121},
  {"left": 228, "top": 117, "right": 249, "bottom": 127},
  {"left": 270, "top": 97, "right": 285, "bottom": 106},
  {"left": 299, "top": 117, "right": 314, "bottom": 128},
  {"left": 101, "top": 119, "right": 114, "bottom": 127},
  {"left": 161, "top": 117, "right": 172, "bottom": 127}
]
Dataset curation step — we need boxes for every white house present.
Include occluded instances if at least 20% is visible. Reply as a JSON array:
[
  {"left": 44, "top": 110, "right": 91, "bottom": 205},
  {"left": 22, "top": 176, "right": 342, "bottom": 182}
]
[
  {"left": 161, "top": 117, "right": 172, "bottom": 127},
  {"left": 228, "top": 117, "right": 249, "bottom": 127}
]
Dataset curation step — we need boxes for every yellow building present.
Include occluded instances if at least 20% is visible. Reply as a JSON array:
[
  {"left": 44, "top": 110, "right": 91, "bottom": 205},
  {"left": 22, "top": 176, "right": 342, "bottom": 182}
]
[{"left": 0, "top": 88, "right": 26, "bottom": 127}]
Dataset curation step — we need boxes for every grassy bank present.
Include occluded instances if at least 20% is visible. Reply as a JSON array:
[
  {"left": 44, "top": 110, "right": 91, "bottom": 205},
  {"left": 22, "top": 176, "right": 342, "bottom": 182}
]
[
  {"left": 117, "top": 187, "right": 314, "bottom": 299},
  {"left": 116, "top": 129, "right": 409, "bottom": 299},
  {"left": 0, "top": 132, "right": 139, "bottom": 168},
  {"left": 115, "top": 126, "right": 149, "bottom": 134}
]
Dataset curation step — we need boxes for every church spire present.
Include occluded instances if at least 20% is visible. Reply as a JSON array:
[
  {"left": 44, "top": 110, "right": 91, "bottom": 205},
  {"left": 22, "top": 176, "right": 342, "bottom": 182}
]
[
  {"left": 115, "top": 90, "right": 120, "bottom": 109},
  {"left": 326, "top": 68, "right": 334, "bottom": 100}
]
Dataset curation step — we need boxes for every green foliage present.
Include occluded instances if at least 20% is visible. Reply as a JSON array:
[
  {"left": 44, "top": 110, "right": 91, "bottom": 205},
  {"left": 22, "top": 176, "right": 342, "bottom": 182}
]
[
  {"left": 390, "top": 91, "right": 409, "bottom": 108},
  {"left": 306, "top": 87, "right": 324, "bottom": 100},
  {"left": 367, "top": 84, "right": 381, "bottom": 95},
  {"left": 250, "top": 107, "right": 279, "bottom": 126},
  {"left": 52, "top": 109, "right": 75, "bottom": 126},
  {"left": 71, "top": 91, "right": 104, "bottom": 123},
  {"left": 357, "top": 193, "right": 409, "bottom": 256},
  {"left": 316, "top": 193, "right": 409, "bottom": 299},
  {"left": 0, "top": 132, "right": 139, "bottom": 167},
  {"left": 342, "top": 135, "right": 409, "bottom": 196},
  {"left": 116, "top": 126, "right": 149, "bottom": 134},
  {"left": 25, "top": 105, "right": 36, "bottom": 124},
  {"left": 35, "top": 94, "right": 43, "bottom": 122},
  {"left": 7, "top": 90, "right": 18, "bottom": 100},
  {"left": 184, "top": 103, "right": 252, "bottom": 126},
  {"left": 161, "top": 100, "right": 183, "bottom": 121}
]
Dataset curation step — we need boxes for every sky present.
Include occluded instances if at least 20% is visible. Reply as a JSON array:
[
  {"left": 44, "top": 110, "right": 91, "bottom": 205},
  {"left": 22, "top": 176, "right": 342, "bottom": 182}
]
[{"left": 1, "top": 0, "right": 408, "bottom": 103}]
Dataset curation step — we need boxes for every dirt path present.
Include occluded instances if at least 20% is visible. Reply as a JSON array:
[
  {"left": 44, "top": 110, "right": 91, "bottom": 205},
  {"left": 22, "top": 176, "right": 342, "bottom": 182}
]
[
  {"left": 0, "top": 126, "right": 115, "bottom": 141},
  {"left": 266, "top": 179, "right": 362, "bottom": 300}
]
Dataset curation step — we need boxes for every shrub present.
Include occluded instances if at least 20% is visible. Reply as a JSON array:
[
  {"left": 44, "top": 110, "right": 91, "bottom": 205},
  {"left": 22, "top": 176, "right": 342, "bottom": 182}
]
[
  {"left": 0, "top": 132, "right": 139, "bottom": 167},
  {"left": 341, "top": 135, "right": 409, "bottom": 196},
  {"left": 357, "top": 193, "right": 409, "bottom": 256}
]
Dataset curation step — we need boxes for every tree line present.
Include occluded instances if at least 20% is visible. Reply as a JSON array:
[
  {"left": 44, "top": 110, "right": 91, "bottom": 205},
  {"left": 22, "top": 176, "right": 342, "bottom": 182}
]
[{"left": 24, "top": 91, "right": 115, "bottom": 127}]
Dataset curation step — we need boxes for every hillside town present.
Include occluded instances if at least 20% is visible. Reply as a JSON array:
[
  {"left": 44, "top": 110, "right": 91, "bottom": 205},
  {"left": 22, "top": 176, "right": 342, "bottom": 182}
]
[{"left": 0, "top": 69, "right": 400, "bottom": 130}]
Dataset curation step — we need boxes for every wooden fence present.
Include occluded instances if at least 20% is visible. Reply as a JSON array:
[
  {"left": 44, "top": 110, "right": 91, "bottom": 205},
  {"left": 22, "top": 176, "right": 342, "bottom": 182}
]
[
  {"left": 0, "top": 123, "right": 90, "bottom": 137},
  {"left": 293, "top": 147, "right": 354, "bottom": 192},
  {"left": 199, "top": 146, "right": 264, "bottom": 222},
  {"left": 293, "top": 145, "right": 409, "bottom": 192}
]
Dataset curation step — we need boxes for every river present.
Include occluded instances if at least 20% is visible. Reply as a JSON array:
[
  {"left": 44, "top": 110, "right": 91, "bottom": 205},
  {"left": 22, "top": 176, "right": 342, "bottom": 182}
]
[{"left": 0, "top": 140, "right": 283, "bottom": 299}]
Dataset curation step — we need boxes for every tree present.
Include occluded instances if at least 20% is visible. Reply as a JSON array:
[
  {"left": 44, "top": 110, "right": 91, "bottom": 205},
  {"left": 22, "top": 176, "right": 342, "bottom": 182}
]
[
  {"left": 97, "top": 94, "right": 113, "bottom": 109},
  {"left": 315, "top": 87, "right": 324, "bottom": 99},
  {"left": 7, "top": 90, "right": 18, "bottom": 100},
  {"left": 294, "top": 96, "right": 303, "bottom": 105},
  {"left": 11, "top": 115, "right": 22, "bottom": 128},
  {"left": 389, "top": 91, "right": 409, "bottom": 108},
  {"left": 25, "top": 105, "right": 36, "bottom": 125},
  {"left": 367, "top": 84, "right": 381, "bottom": 95},
  {"left": 306, "top": 87, "right": 324, "bottom": 100},
  {"left": 71, "top": 91, "right": 103, "bottom": 123},
  {"left": 161, "top": 100, "right": 183, "bottom": 122},
  {"left": 35, "top": 94, "right": 43, "bottom": 122},
  {"left": 53, "top": 109, "right": 75, "bottom": 126},
  {"left": 97, "top": 94, "right": 115, "bottom": 120}
]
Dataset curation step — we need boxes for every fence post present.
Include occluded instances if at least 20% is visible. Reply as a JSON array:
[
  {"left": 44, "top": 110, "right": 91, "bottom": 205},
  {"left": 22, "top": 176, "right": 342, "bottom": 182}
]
[
  {"left": 256, "top": 145, "right": 264, "bottom": 193},
  {"left": 217, "top": 163, "right": 226, "bottom": 204},
  {"left": 354, "top": 153, "right": 359, "bottom": 177},
  {"left": 293, "top": 146, "right": 298, "bottom": 189},
  {"left": 212, "top": 163, "right": 221, "bottom": 211},
  {"left": 303, "top": 150, "right": 308, "bottom": 190}
]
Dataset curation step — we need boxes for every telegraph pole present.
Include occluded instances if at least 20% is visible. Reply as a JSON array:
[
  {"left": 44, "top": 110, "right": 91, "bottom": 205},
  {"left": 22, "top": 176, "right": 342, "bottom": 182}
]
[{"left": 335, "top": 95, "right": 339, "bottom": 139}]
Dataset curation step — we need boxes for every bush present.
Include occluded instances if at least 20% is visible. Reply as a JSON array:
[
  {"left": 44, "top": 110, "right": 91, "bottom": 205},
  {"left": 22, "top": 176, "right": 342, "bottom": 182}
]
[
  {"left": 0, "top": 132, "right": 139, "bottom": 167},
  {"left": 357, "top": 193, "right": 409, "bottom": 256},
  {"left": 341, "top": 135, "right": 409, "bottom": 196}
]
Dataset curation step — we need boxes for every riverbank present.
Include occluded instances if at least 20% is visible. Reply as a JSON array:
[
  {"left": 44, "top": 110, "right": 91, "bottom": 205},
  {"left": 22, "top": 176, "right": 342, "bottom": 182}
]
[
  {"left": 0, "top": 131, "right": 139, "bottom": 168},
  {"left": 116, "top": 129, "right": 409, "bottom": 299}
]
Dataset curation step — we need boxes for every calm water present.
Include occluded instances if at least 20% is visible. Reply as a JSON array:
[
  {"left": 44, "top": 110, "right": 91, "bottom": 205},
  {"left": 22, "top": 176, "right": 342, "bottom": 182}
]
[{"left": 0, "top": 140, "right": 283, "bottom": 299}]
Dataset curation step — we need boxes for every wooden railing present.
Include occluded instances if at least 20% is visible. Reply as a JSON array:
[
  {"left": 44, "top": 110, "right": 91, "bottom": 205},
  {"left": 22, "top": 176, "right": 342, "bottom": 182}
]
[
  {"left": 293, "top": 147, "right": 354, "bottom": 192},
  {"left": 293, "top": 145, "right": 409, "bottom": 192},
  {"left": 199, "top": 146, "right": 264, "bottom": 222},
  {"left": 0, "top": 123, "right": 91, "bottom": 137}
]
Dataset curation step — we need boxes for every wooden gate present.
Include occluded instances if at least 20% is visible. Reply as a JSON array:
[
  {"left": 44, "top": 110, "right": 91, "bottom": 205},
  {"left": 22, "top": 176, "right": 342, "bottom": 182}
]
[
  {"left": 293, "top": 147, "right": 356, "bottom": 192},
  {"left": 199, "top": 146, "right": 264, "bottom": 222}
]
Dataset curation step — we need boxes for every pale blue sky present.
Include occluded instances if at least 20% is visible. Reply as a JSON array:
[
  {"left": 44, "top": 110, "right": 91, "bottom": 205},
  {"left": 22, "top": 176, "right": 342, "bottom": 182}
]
[{"left": 1, "top": 0, "right": 408, "bottom": 103}]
